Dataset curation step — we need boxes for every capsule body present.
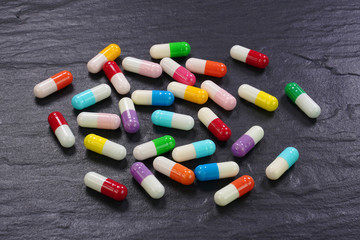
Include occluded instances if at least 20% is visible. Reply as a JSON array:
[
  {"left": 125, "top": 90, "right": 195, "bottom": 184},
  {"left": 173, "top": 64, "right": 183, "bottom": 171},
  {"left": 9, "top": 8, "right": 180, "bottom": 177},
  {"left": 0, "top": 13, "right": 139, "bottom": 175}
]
[
  {"left": 48, "top": 112, "right": 75, "bottom": 148},
  {"left": 72, "top": 84, "right": 111, "bottom": 110},
  {"left": 238, "top": 84, "right": 278, "bottom": 112},
  {"left": 167, "top": 82, "right": 208, "bottom": 104},
  {"left": 195, "top": 161, "right": 239, "bottom": 181},
  {"left": 266, "top": 147, "right": 299, "bottom": 180},
  {"left": 230, "top": 45, "right": 269, "bottom": 68},
  {"left": 232, "top": 126, "right": 264, "bottom": 157},
  {"left": 103, "top": 61, "right": 130, "bottom": 95},
  {"left": 122, "top": 57, "right": 162, "bottom": 78},
  {"left": 77, "top": 112, "right": 121, "bottom": 130},
  {"left": 198, "top": 107, "right": 231, "bottom": 141},
  {"left": 34, "top": 70, "right": 73, "bottom": 98},
  {"left": 160, "top": 58, "right": 196, "bottom": 85},
  {"left": 87, "top": 44, "right": 121, "bottom": 73},
  {"left": 84, "top": 134, "right": 126, "bottom": 160},
  {"left": 150, "top": 42, "right": 191, "bottom": 59},
  {"left": 172, "top": 139, "right": 216, "bottom": 162},
  {"left": 185, "top": 58, "right": 227, "bottom": 78},
  {"left": 118, "top": 97, "right": 140, "bottom": 133},
  {"left": 133, "top": 135, "right": 176, "bottom": 160},
  {"left": 131, "top": 90, "right": 174, "bottom": 106},
  {"left": 151, "top": 110, "right": 194, "bottom": 131},
  {"left": 201, "top": 80, "right": 237, "bottom": 111}
]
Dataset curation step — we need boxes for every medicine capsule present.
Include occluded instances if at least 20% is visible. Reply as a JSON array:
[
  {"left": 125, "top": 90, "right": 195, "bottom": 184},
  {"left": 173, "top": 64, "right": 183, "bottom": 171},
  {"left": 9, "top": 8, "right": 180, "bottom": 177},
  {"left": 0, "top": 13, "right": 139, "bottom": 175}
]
[
  {"left": 201, "top": 80, "right": 237, "bottom": 111},
  {"left": 133, "top": 135, "right": 176, "bottom": 160},
  {"left": 118, "top": 97, "right": 140, "bottom": 133},
  {"left": 48, "top": 112, "right": 75, "bottom": 148},
  {"left": 150, "top": 41, "right": 191, "bottom": 59},
  {"left": 103, "top": 61, "right": 130, "bottom": 95},
  {"left": 172, "top": 139, "right": 216, "bottom": 162},
  {"left": 167, "top": 82, "right": 208, "bottom": 104},
  {"left": 87, "top": 44, "right": 121, "bottom": 73},
  {"left": 285, "top": 82, "right": 321, "bottom": 118},
  {"left": 72, "top": 84, "right": 111, "bottom": 110},
  {"left": 34, "top": 70, "right": 73, "bottom": 98},
  {"left": 151, "top": 110, "right": 194, "bottom": 131},
  {"left": 122, "top": 57, "right": 162, "bottom": 78},
  {"left": 153, "top": 156, "right": 195, "bottom": 185},
  {"left": 130, "top": 162, "right": 165, "bottom": 199},
  {"left": 84, "top": 134, "right": 126, "bottom": 160},
  {"left": 266, "top": 147, "right": 299, "bottom": 180},
  {"left": 238, "top": 84, "right": 278, "bottom": 112},
  {"left": 232, "top": 126, "right": 264, "bottom": 157},
  {"left": 195, "top": 161, "right": 239, "bottom": 181},
  {"left": 185, "top": 58, "right": 227, "bottom": 78},
  {"left": 198, "top": 107, "right": 231, "bottom": 141},
  {"left": 84, "top": 172, "right": 127, "bottom": 201},
  {"left": 131, "top": 90, "right": 174, "bottom": 106},
  {"left": 77, "top": 112, "right": 121, "bottom": 130},
  {"left": 230, "top": 45, "right": 269, "bottom": 68},
  {"left": 214, "top": 175, "right": 254, "bottom": 206},
  {"left": 160, "top": 58, "right": 196, "bottom": 85}
]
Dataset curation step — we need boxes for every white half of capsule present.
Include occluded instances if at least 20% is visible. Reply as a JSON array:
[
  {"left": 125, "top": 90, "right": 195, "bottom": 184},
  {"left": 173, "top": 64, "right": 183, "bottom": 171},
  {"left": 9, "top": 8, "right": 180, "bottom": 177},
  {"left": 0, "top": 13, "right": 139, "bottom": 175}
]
[
  {"left": 245, "top": 126, "right": 264, "bottom": 144},
  {"left": 84, "top": 172, "right": 106, "bottom": 192},
  {"left": 153, "top": 156, "right": 176, "bottom": 177},
  {"left": 185, "top": 58, "right": 206, "bottom": 74},
  {"left": 218, "top": 162, "right": 240, "bottom": 178},
  {"left": 160, "top": 57, "right": 180, "bottom": 77},
  {"left": 133, "top": 141, "right": 157, "bottom": 160},
  {"left": 172, "top": 144, "right": 197, "bottom": 162},
  {"left": 77, "top": 112, "right": 121, "bottom": 130},
  {"left": 214, "top": 183, "right": 239, "bottom": 206},
  {"left": 230, "top": 45, "right": 251, "bottom": 63},
  {"left": 238, "top": 84, "right": 260, "bottom": 103},
  {"left": 92, "top": 84, "right": 112, "bottom": 102},
  {"left": 265, "top": 157, "right": 289, "bottom": 180},
  {"left": 102, "top": 140, "right": 127, "bottom": 160},
  {"left": 119, "top": 97, "right": 136, "bottom": 114},
  {"left": 33, "top": 78, "right": 57, "bottom": 98},
  {"left": 141, "top": 175, "right": 165, "bottom": 199},
  {"left": 170, "top": 113, "right": 194, "bottom": 130},
  {"left": 150, "top": 44, "right": 170, "bottom": 59},
  {"left": 131, "top": 90, "right": 153, "bottom": 105},
  {"left": 198, "top": 107, "right": 218, "bottom": 128},
  {"left": 122, "top": 57, "right": 162, "bottom": 78},
  {"left": 110, "top": 72, "right": 130, "bottom": 95},
  {"left": 167, "top": 82, "right": 188, "bottom": 99},
  {"left": 87, "top": 53, "right": 108, "bottom": 74},
  {"left": 201, "top": 80, "right": 237, "bottom": 111},
  {"left": 54, "top": 125, "right": 75, "bottom": 148},
  {"left": 295, "top": 93, "right": 321, "bottom": 118}
]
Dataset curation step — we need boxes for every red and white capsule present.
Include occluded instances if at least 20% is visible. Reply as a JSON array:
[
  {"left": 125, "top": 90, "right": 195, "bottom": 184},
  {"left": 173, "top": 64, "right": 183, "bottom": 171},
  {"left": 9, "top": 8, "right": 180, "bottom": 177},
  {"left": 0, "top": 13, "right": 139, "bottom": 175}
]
[
  {"left": 33, "top": 70, "right": 73, "bottom": 98},
  {"left": 230, "top": 45, "right": 269, "bottom": 68},
  {"left": 103, "top": 61, "right": 130, "bottom": 95},
  {"left": 160, "top": 57, "right": 196, "bottom": 85},
  {"left": 198, "top": 107, "right": 231, "bottom": 141},
  {"left": 200, "top": 80, "right": 237, "bottom": 111},
  {"left": 122, "top": 57, "right": 163, "bottom": 78},
  {"left": 48, "top": 112, "right": 75, "bottom": 148},
  {"left": 185, "top": 58, "right": 227, "bottom": 78}
]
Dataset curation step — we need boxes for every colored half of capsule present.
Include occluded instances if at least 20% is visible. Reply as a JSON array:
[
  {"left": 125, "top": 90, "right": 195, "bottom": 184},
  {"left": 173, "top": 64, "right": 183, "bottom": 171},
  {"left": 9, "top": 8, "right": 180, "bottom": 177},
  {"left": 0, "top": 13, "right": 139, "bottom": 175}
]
[
  {"left": 118, "top": 97, "right": 140, "bottom": 133},
  {"left": 195, "top": 161, "right": 239, "bottom": 181},
  {"left": 103, "top": 61, "right": 130, "bottom": 95},
  {"left": 160, "top": 58, "right": 196, "bottom": 85},
  {"left": 230, "top": 45, "right": 269, "bottom": 68},
  {"left": 201, "top": 80, "right": 237, "bottom": 111},
  {"left": 77, "top": 112, "right": 121, "bottom": 130},
  {"left": 167, "top": 82, "right": 208, "bottom": 104},
  {"left": 151, "top": 110, "right": 194, "bottom": 131},
  {"left": 185, "top": 58, "right": 227, "bottom": 78},
  {"left": 133, "top": 135, "right": 176, "bottom": 160},
  {"left": 122, "top": 57, "right": 162, "bottom": 78},
  {"left": 131, "top": 90, "right": 174, "bottom": 106},
  {"left": 87, "top": 44, "right": 121, "bottom": 73},
  {"left": 266, "top": 147, "right": 299, "bottom": 180},
  {"left": 72, "top": 84, "right": 111, "bottom": 110},
  {"left": 48, "top": 112, "right": 75, "bottom": 148},
  {"left": 34, "top": 70, "right": 73, "bottom": 98},
  {"left": 232, "top": 126, "right": 264, "bottom": 157},
  {"left": 198, "top": 107, "right": 231, "bottom": 141},
  {"left": 150, "top": 42, "right": 191, "bottom": 59},
  {"left": 84, "top": 134, "right": 126, "bottom": 160},
  {"left": 172, "top": 139, "right": 216, "bottom": 162},
  {"left": 238, "top": 84, "right": 278, "bottom": 111}
]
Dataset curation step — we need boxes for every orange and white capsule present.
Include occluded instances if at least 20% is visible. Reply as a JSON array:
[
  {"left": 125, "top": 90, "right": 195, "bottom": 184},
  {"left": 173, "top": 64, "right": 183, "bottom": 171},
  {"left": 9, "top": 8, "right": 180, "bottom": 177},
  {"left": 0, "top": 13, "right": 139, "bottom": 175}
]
[
  {"left": 185, "top": 58, "right": 227, "bottom": 78},
  {"left": 87, "top": 44, "right": 121, "bottom": 74},
  {"left": 34, "top": 70, "right": 73, "bottom": 98},
  {"left": 201, "top": 80, "right": 237, "bottom": 111}
]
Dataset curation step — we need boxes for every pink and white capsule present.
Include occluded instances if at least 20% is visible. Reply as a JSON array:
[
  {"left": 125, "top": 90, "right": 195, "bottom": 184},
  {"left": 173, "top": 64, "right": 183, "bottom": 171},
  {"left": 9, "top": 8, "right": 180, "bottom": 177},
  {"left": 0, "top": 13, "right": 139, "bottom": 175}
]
[
  {"left": 201, "top": 80, "right": 237, "bottom": 111},
  {"left": 160, "top": 57, "right": 196, "bottom": 86},
  {"left": 77, "top": 112, "right": 121, "bottom": 130},
  {"left": 122, "top": 57, "right": 163, "bottom": 78}
]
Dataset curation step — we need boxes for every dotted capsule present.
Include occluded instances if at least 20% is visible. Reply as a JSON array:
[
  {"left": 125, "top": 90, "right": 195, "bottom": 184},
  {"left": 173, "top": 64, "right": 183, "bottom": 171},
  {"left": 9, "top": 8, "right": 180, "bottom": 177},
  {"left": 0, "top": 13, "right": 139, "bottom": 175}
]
[{"left": 238, "top": 84, "right": 278, "bottom": 112}]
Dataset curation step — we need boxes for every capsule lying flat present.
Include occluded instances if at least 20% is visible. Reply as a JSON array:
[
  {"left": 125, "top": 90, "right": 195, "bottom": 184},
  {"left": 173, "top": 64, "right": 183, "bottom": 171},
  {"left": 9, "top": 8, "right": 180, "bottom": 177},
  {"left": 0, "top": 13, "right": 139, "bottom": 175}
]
[
  {"left": 151, "top": 110, "right": 194, "bottom": 131},
  {"left": 34, "top": 70, "right": 73, "bottom": 98},
  {"left": 103, "top": 61, "right": 130, "bottom": 95},
  {"left": 185, "top": 58, "right": 227, "bottom": 78},
  {"left": 167, "top": 82, "right": 208, "bottom": 104},
  {"left": 230, "top": 45, "right": 269, "bottom": 68},
  {"left": 201, "top": 80, "right": 237, "bottom": 111},
  {"left": 266, "top": 147, "right": 299, "bottom": 180},
  {"left": 172, "top": 139, "right": 216, "bottom": 162},
  {"left": 48, "top": 112, "right": 75, "bottom": 148},
  {"left": 238, "top": 84, "right": 278, "bottom": 112},
  {"left": 195, "top": 161, "right": 239, "bottom": 181},
  {"left": 131, "top": 90, "right": 174, "bottom": 106},
  {"left": 122, "top": 57, "right": 162, "bottom": 78},
  {"left": 87, "top": 44, "right": 121, "bottom": 73},
  {"left": 84, "top": 134, "right": 126, "bottom": 160},
  {"left": 231, "top": 126, "right": 264, "bottom": 157},
  {"left": 198, "top": 107, "right": 231, "bottom": 141},
  {"left": 72, "top": 84, "right": 111, "bottom": 110},
  {"left": 133, "top": 135, "right": 176, "bottom": 160},
  {"left": 160, "top": 58, "right": 196, "bottom": 86},
  {"left": 77, "top": 112, "right": 121, "bottom": 130},
  {"left": 118, "top": 97, "right": 140, "bottom": 133},
  {"left": 150, "top": 41, "right": 191, "bottom": 59}
]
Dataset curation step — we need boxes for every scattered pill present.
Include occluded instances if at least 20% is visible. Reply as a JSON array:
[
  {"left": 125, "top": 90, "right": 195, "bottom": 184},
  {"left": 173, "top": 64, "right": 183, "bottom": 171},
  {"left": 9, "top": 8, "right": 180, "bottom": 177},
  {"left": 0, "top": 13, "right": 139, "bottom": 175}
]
[
  {"left": 266, "top": 147, "right": 299, "bottom": 180},
  {"left": 131, "top": 90, "right": 174, "bottom": 106},
  {"left": 230, "top": 45, "right": 269, "bottom": 68},
  {"left": 122, "top": 57, "right": 162, "bottom": 78},
  {"left": 150, "top": 41, "right": 191, "bottom": 59},
  {"left": 77, "top": 112, "right": 121, "bottom": 130},
  {"left": 195, "top": 161, "right": 239, "bottom": 181},
  {"left": 201, "top": 80, "right": 237, "bottom": 111},
  {"left": 103, "top": 61, "right": 130, "bottom": 95},
  {"left": 133, "top": 135, "right": 175, "bottom": 160},
  {"left": 238, "top": 84, "right": 278, "bottom": 112},
  {"left": 84, "top": 134, "right": 126, "bottom": 160},
  {"left": 87, "top": 44, "right": 121, "bottom": 73},
  {"left": 151, "top": 110, "right": 194, "bottom": 131},
  {"left": 34, "top": 70, "right": 73, "bottom": 98},
  {"left": 172, "top": 139, "right": 216, "bottom": 162},
  {"left": 48, "top": 112, "right": 75, "bottom": 148},
  {"left": 72, "top": 84, "right": 111, "bottom": 110},
  {"left": 232, "top": 126, "right": 264, "bottom": 157},
  {"left": 198, "top": 107, "right": 231, "bottom": 141},
  {"left": 160, "top": 58, "right": 196, "bottom": 85},
  {"left": 185, "top": 58, "right": 227, "bottom": 78},
  {"left": 167, "top": 82, "right": 208, "bottom": 104},
  {"left": 118, "top": 97, "right": 140, "bottom": 133}
]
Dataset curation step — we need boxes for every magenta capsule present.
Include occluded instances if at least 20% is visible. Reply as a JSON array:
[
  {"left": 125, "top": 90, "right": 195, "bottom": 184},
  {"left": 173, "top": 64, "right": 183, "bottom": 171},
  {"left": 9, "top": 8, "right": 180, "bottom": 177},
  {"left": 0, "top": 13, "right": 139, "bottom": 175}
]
[
  {"left": 160, "top": 57, "right": 196, "bottom": 85},
  {"left": 200, "top": 80, "right": 237, "bottom": 111},
  {"left": 118, "top": 97, "right": 140, "bottom": 133},
  {"left": 122, "top": 57, "right": 162, "bottom": 78}
]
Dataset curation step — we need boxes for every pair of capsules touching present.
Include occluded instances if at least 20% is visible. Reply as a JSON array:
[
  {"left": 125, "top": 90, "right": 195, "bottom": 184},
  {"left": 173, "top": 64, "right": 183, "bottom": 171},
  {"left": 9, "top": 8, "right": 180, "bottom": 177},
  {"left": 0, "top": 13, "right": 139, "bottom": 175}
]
[
  {"left": 84, "top": 134, "right": 126, "bottom": 161},
  {"left": 48, "top": 112, "right": 75, "bottom": 148},
  {"left": 34, "top": 70, "right": 73, "bottom": 98},
  {"left": 133, "top": 135, "right": 176, "bottom": 161},
  {"left": 72, "top": 84, "right": 111, "bottom": 110},
  {"left": 131, "top": 90, "right": 174, "bottom": 106},
  {"left": 151, "top": 110, "right": 194, "bottom": 131},
  {"left": 198, "top": 107, "right": 232, "bottom": 141}
]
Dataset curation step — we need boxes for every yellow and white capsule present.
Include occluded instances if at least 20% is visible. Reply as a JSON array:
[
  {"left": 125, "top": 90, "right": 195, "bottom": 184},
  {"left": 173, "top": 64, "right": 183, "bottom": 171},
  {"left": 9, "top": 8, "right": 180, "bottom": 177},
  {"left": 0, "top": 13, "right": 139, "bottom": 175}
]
[
  {"left": 238, "top": 84, "right": 278, "bottom": 111},
  {"left": 87, "top": 44, "right": 121, "bottom": 74},
  {"left": 84, "top": 134, "right": 126, "bottom": 160}
]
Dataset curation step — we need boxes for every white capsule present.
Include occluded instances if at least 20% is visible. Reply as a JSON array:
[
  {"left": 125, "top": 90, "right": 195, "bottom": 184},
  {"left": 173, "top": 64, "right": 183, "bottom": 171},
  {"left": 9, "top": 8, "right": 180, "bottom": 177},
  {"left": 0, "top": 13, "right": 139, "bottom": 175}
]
[
  {"left": 77, "top": 112, "right": 121, "bottom": 130},
  {"left": 122, "top": 57, "right": 162, "bottom": 78}
]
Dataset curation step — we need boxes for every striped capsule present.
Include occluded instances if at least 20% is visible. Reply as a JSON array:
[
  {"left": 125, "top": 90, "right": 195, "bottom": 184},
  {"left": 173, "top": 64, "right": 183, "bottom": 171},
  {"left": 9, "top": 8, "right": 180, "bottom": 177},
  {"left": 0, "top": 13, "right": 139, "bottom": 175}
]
[
  {"left": 118, "top": 97, "right": 140, "bottom": 133},
  {"left": 133, "top": 135, "right": 176, "bottom": 161},
  {"left": 198, "top": 107, "right": 231, "bottom": 141},
  {"left": 87, "top": 44, "right": 121, "bottom": 73},
  {"left": 84, "top": 134, "right": 126, "bottom": 160},
  {"left": 285, "top": 82, "right": 321, "bottom": 118},
  {"left": 150, "top": 41, "right": 191, "bottom": 59},
  {"left": 151, "top": 110, "right": 194, "bottom": 131},
  {"left": 230, "top": 45, "right": 269, "bottom": 68},
  {"left": 131, "top": 90, "right": 174, "bottom": 106},
  {"left": 84, "top": 172, "right": 127, "bottom": 201},
  {"left": 266, "top": 147, "right": 299, "bottom": 180},
  {"left": 72, "top": 84, "right": 111, "bottom": 110},
  {"left": 122, "top": 57, "right": 162, "bottom": 78},
  {"left": 153, "top": 156, "right": 195, "bottom": 185},
  {"left": 195, "top": 161, "right": 239, "bottom": 181},
  {"left": 185, "top": 58, "right": 227, "bottom": 78},
  {"left": 172, "top": 139, "right": 216, "bottom": 162},
  {"left": 201, "top": 80, "right": 237, "bottom": 111},
  {"left": 130, "top": 162, "right": 165, "bottom": 199},
  {"left": 160, "top": 58, "right": 196, "bottom": 86},
  {"left": 48, "top": 112, "right": 75, "bottom": 148},
  {"left": 232, "top": 126, "right": 264, "bottom": 157},
  {"left": 103, "top": 61, "right": 130, "bottom": 95},
  {"left": 34, "top": 70, "right": 73, "bottom": 98},
  {"left": 77, "top": 112, "right": 121, "bottom": 130},
  {"left": 238, "top": 84, "right": 278, "bottom": 112},
  {"left": 167, "top": 82, "right": 208, "bottom": 104}
]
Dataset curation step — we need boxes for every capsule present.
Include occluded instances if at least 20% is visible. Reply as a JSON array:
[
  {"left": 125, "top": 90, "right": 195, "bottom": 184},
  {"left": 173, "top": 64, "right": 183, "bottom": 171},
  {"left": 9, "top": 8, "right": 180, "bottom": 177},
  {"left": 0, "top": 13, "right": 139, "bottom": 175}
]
[
  {"left": 72, "top": 84, "right": 111, "bottom": 110},
  {"left": 230, "top": 45, "right": 269, "bottom": 68},
  {"left": 48, "top": 112, "right": 75, "bottom": 148},
  {"left": 118, "top": 97, "right": 140, "bottom": 133},
  {"left": 151, "top": 110, "right": 194, "bottom": 131},
  {"left": 150, "top": 41, "right": 191, "bottom": 59},
  {"left": 266, "top": 147, "right": 299, "bottom": 180},
  {"left": 34, "top": 70, "right": 73, "bottom": 98},
  {"left": 285, "top": 82, "right": 321, "bottom": 118},
  {"left": 131, "top": 90, "right": 174, "bottom": 106},
  {"left": 103, "top": 61, "right": 130, "bottom": 95},
  {"left": 77, "top": 112, "right": 121, "bottom": 130},
  {"left": 198, "top": 107, "right": 231, "bottom": 141},
  {"left": 84, "top": 172, "right": 127, "bottom": 201},
  {"left": 201, "top": 80, "right": 237, "bottom": 111},
  {"left": 153, "top": 156, "right": 195, "bottom": 185},
  {"left": 84, "top": 134, "right": 126, "bottom": 160},
  {"left": 122, "top": 57, "right": 162, "bottom": 78},
  {"left": 231, "top": 126, "right": 264, "bottom": 157},
  {"left": 133, "top": 135, "right": 176, "bottom": 160},
  {"left": 130, "top": 162, "right": 165, "bottom": 199},
  {"left": 167, "top": 82, "right": 208, "bottom": 104},
  {"left": 172, "top": 139, "right": 216, "bottom": 162},
  {"left": 87, "top": 44, "right": 121, "bottom": 73},
  {"left": 185, "top": 58, "right": 227, "bottom": 78},
  {"left": 195, "top": 161, "right": 239, "bottom": 181},
  {"left": 160, "top": 58, "right": 196, "bottom": 86},
  {"left": 238, "top": 84, "right": 278, "bottom": 112}
]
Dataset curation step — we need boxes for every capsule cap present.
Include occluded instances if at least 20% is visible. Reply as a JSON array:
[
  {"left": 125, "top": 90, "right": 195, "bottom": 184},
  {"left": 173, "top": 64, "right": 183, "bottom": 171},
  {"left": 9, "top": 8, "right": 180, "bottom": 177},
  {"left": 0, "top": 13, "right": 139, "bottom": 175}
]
[
  {"left": 169, "top": 42, "right": 191, "bottom": 57},
  {"left": 285, "top": 82, "right": 305, "bottom": 103},
  {"left": 278, "top": 147, "right": 299, "bottom": 167},
  {"left": 152, "top": 135, "right": 176, "bottom": 155}
]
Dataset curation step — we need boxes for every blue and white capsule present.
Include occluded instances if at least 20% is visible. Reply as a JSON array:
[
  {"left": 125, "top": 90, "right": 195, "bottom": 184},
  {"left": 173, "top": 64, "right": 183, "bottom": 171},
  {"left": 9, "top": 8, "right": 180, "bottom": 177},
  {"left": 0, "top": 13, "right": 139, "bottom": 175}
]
[
  {"left": 195, "top": 161, "right": 239, "bottom": 181},
  {"left": 151, "top": 110, "right": 194, "bottom": 131},
  {"left": 131, "top": 90, "right": 174, "bottom": 106},
  {"left": 72, "top": 84, "right": 111, "bottom": 110},
  {"left": 266, "top": 147, "right": 299, "bottom": 180},
  {"left": 172, "top": 139, "right": 215, "bottom": 162}
]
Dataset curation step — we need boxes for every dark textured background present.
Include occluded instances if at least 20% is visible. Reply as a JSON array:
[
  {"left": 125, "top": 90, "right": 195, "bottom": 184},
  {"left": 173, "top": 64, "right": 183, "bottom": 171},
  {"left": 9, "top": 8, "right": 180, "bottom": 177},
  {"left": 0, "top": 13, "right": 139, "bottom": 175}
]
[{"left": 1, "top": 0, "right": 359, "bottom": 239}]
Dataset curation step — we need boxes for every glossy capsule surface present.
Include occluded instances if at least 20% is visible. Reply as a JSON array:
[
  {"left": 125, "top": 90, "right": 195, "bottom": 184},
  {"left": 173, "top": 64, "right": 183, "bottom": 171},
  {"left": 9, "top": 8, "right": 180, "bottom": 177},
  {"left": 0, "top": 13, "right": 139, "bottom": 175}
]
[
  {"left": 167, "top": 82, "right": 208, "bottom": 104},
  {"left": 48, "top": 112, "right": 75, "bottom": 148},
  {"left": 151, "top": 110, "right": 194, "bottom": 131},
  {"left": 103, "top": 61, "right": 130, "bottom": 95},
  {"left": 238, "top": 84, "right": 278, "bottom": 112},
  {"left": 185, "top": 58, "right": 227, "bottom": 78},
  {"left": 133, "top": 135, "right": 176, "bottom": 160},
  {"left": 72, "top": 84, "right": 111, "bottom": 110},
  {"left": 34, "top": 70, "right": 73, "bottom": 98},
  {"left": 266, "top": 147, "right": 299, "bottom": 180},
  {"left": 172, "top": 139, "right": 216, "bottom": 162},
  {"left": 131, "top": 90, "right": 174, "bottom": 106},
  {"left": 201, "top": 80, "right": 237, "bottom": 111},
  {"left": 118, "top": 97, "right": 140, "bottom": 133},
  {"left": 84, "top": 134, "right": 126, "bottom": 160},
  {"left": 160, "top": 58, "right": 196, "bottom": 85},
  {"left": 122, "top": 57, "right": 162, "bottom": 78},
  {"left": 150, "top": 42, "right": 191, "bottom": 59},
  {"left": 198, "top": 107, "right": 231, "bottom": 141},
  {"left": 87, "top": 44, "right": 121, "bottom": 73},
  {"left": 230, "top": 45, "right": 269, "bottom": 68},
  {"left": 195, "top": 161, "right": 239, "bottom": 181},
  {"left": 77, "top": 112, "right": 121, "bottom": 130},
  {"left": 232, "top": 126, "right": 264, "bottom": 157}
]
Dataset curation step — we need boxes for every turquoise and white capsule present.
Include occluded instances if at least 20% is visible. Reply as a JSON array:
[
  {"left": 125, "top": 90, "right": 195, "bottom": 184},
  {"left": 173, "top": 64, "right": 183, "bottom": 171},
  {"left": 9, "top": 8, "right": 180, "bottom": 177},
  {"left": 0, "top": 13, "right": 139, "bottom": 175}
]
[
  {"left": 266, "top": 147, "right": 299, "bottom": 180},
  {"left": 172, "top": 139, "right": 215, "bottom": 162},
  {"left": 72, "top": 84, "right": 111, "bottom": 110},
  {"left": 195, "top": 161, "right": 239, "bottom": 181},
  {"left": 151, "top": 110, "right": 194, "bottom": 131},
  {"left": 131, "top": 90, "right": 174, "bottom": 106}
]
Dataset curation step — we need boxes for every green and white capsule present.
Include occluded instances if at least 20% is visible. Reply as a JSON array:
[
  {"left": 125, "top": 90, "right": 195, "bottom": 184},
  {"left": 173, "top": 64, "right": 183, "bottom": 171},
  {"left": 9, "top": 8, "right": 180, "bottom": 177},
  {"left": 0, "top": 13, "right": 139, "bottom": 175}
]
[{"left": 150, "top": 42, "right": 191, "bottom": 59}]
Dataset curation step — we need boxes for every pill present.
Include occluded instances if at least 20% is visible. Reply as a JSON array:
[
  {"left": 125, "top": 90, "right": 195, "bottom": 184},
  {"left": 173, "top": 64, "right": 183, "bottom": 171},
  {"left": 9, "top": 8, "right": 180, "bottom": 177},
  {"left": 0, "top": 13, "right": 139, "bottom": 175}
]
[
  {"left": 34, "top": 70, "right": 73, "bottom": 98},
  {"left": 77, "top": 112, "right": 121, "bottom": 130},
  {"left": 84, "top": 172, "right": 127, "bottom": 201},
  {"left": 230, "top": 45, "right": 269, "bottom": 68},
  {"left": 198, "top": 107, "right": 231, "bottom": 141},
  {"left": 201, "top": 80, "right": 237, "bottom": 111},
  {"left": 122, "top": 57, "right": 162, "bottom": 78},
  {"left": 185, "top": 58, "right": 227, "bottom": 78},
  {"left": 195, "top": 161, "right": 239, "bottom": 181},
  {"left": 172, "top": 139, "right": 216, "bottom": 162},
  {"left": 167, "top": 82, "right": 208, "bottom": 104},
  {"left": 72, "top": 84, "right": 111, "bottom": 110},
  {"left": 84, "top": 134, "right": 126, "bottom": 160},
  {"left": 151, "top": 110, "right": 194, "bottom": 131},
  {"left": 118, "top": 97, "right": 140, "bottom": 133},
  {"left": 160, "top": 58, "right": 196, "bottom": 86},
  {"left": 103, "top": 61, "right": 130, "bottom": 95},
  {"left": 153, "top": 156, "right": 195, "bottom": 185},
  {"left": 131, "top": 90, "right": 174, "bottom": 106},
  {"left": 231, "top": 126, "right": 264, "bottom": 157},
  {"left": 266, "top": 147, "right": 299, "bottom": 180},
  {"left": 238, "top": 84, "right": 278, "bottom": 112},
  {"left": 87, "top": 44, "right": 121, "bottom": 73},
  {"left": 48, "top": 112, "right": 75, "bottom": 148},
  {"left": 285, "top": 82, "right": 321, "bottom": 118},
  {"left": 133, "top": 135, "right": 176, "bottom": 160},
  {"left": 130, "top": 162, "right": 165, "bottom": 199},
  {"left": 150, "top": 41, "right": 191, "bottom": 59}
]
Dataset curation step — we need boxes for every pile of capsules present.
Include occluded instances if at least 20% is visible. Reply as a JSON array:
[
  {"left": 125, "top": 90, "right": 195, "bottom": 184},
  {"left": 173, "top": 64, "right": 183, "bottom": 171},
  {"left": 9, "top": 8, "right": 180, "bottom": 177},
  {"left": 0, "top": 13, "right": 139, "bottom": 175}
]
[{"left": 34, "top": 42, "right": 321, "bottom": 206}]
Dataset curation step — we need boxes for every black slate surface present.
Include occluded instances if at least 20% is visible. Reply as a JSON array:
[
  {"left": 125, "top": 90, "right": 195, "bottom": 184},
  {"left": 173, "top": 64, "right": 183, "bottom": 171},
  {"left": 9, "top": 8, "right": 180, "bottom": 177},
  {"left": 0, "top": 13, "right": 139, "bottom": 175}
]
[{"left": 1, "top": 0, "right": 359, "bottom": 239}]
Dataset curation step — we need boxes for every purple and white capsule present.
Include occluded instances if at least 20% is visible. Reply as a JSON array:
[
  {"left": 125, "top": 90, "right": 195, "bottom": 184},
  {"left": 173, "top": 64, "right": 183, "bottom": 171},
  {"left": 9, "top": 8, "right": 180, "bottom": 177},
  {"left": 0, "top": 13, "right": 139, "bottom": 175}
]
[
  {"left": 118, "top": 97, "right": 140, "bottom": 133},
  {"left": 231, "top": 126, "right": 264, "bottom": 157}
]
